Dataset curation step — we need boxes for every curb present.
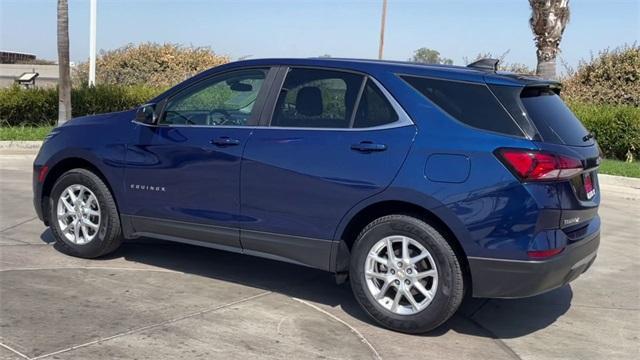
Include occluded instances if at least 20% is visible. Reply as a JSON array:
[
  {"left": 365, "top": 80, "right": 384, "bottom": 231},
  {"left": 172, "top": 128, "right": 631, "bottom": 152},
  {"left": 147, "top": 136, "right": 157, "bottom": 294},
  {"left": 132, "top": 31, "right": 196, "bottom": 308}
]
[
  {"left": 598, "top": 173, "right": 640, "bottom": 190},
  {"left": 1, "top": 140, "right": 639, "bottom": 189},
  {"left": 0, "top": 141, "right": 43, "bottom": 150}
]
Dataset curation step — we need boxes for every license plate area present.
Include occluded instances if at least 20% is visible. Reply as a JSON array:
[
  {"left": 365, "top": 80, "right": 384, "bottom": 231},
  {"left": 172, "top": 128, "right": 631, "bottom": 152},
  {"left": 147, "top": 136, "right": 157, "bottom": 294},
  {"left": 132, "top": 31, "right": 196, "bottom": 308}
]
[{"left": 584, "top": 172, "right": 596, "bottom": 200}]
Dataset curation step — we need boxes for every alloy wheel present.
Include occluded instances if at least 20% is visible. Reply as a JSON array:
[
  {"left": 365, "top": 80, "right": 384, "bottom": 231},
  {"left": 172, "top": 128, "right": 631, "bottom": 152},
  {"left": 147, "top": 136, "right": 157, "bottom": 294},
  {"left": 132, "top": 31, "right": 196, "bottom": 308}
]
[
  {"left": 56, "top": 184, "right": 101, "bottom": 245},
  {"left": 364, "top": 235, "right": 438, "bottom": 315}
]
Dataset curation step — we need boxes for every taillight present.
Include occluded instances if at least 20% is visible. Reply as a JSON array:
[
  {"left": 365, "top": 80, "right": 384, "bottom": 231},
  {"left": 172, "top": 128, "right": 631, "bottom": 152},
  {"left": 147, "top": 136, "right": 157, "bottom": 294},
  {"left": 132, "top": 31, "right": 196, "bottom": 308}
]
[{"left": 496, "top": 148, "right": 583, "bottom": 181}]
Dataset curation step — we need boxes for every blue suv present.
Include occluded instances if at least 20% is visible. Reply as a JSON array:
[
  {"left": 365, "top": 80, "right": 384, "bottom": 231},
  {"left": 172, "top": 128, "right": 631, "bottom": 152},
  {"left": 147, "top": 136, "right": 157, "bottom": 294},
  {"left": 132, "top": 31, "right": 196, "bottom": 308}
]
[{"left": 33, "top": 58, "right": 600, "bottom": 333}]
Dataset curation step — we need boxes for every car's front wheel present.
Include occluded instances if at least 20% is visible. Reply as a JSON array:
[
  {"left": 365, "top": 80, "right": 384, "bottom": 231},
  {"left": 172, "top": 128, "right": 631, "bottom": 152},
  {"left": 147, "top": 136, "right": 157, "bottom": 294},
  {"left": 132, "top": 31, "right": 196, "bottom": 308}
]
[
  {"left": 349, "top": 215, "right": 464, "bottom": 333},
  {"left": 49, "top": 168, "right": 123, "bottom": 258}
]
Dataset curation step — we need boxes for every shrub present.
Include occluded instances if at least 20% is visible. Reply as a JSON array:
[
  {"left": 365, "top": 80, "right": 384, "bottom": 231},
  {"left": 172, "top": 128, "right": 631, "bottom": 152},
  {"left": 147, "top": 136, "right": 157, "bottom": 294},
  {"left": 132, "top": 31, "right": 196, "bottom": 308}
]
[
  {"left": 72, "top": 85, "right": 164, "bottom": 118},
  {"left": 0, "top": 85, "right": 164, "bottom": 126},
  {"left": 569, "top": 102, "right": 640, "bottom": 161},
  {"left": 74, "top": 43, "right": 230, "bottom": 88},
  {"left": 562, "top": 44, "right": 640, "bottom": 106},
  {"left": 0, "top": 86, "right": 57, "bottom": 126}
]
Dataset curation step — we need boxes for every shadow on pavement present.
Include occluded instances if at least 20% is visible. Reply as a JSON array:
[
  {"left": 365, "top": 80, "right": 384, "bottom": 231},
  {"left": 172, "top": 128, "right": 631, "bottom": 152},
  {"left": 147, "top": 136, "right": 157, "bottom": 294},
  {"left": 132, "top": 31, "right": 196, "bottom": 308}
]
[{"left": 42, "top": 233, "right": 572, "bottom": 339}]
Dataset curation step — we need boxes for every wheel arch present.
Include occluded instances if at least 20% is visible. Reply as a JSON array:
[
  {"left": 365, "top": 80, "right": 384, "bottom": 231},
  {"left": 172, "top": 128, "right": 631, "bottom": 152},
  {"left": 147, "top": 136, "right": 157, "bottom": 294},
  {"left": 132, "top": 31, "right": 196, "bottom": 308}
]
[
  {"left": 40, "top": 157, "right": 118, "bottom": 225},
  {"left": 333, "top": 197, "right": 472, "bottom": 292}
]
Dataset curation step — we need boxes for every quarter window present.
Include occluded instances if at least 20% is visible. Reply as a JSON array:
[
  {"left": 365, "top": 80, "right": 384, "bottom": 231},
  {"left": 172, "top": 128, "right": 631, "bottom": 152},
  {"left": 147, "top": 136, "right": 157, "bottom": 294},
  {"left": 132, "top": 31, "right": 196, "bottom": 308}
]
[
  {"left": 161, "top": 68, "right": 267, "bottom": 126},
  {"left": 401, "top": 75, "right": 523, "bottom": 136}
]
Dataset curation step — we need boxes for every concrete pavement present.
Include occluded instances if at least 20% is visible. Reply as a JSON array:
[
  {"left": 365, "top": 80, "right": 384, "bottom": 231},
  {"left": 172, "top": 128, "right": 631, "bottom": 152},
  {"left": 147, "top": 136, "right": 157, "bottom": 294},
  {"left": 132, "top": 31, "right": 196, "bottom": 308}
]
[{"left": 0, "top": 152, "right": 638, "bottom": 360}]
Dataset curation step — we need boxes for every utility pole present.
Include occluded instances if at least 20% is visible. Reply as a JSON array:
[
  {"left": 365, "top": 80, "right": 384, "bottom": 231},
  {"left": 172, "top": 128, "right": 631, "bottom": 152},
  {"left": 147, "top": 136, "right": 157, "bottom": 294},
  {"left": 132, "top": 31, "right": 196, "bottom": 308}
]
[
  {"left": 378, "top": 0, "right": 387, "bottom": 60},
  {"left": 89, "top": 0, "right": 97, "bottom": 86}
]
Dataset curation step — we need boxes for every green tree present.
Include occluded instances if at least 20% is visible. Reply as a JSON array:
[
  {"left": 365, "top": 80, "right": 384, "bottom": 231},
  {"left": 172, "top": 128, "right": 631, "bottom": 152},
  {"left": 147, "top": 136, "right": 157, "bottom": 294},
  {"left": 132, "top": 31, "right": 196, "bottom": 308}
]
[
  {"left": 562, "top": 44, "right": 640, "bottom": 107},
  {"left": 410, "top": 48, "right": 453, "bottom": 65}
]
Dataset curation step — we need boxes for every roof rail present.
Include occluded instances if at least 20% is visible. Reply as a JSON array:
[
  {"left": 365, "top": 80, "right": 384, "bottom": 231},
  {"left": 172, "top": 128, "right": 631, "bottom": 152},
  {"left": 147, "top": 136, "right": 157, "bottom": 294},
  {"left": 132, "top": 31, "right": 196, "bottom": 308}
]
[{"left": 467, "top": 58, "right": 499, "bottom": 72}]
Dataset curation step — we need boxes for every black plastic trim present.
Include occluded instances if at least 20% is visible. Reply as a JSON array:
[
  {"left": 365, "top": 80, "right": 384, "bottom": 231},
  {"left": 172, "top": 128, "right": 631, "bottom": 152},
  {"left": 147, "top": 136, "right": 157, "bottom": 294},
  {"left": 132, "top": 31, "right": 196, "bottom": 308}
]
[
  {"left": 125, "top": 215, "right": 240, "bottom": 249},
  {"left": 122, "top": 214, "right": 336, "bottom": 272},
  {"left": 467, "top": 58, "right": 499, "bottom": 72},
  {"left": 241, "top": 229, "right": 335, "bottom": 271},
  {"left": 468, "top": 231, "right": 599, "bottom": 298}
]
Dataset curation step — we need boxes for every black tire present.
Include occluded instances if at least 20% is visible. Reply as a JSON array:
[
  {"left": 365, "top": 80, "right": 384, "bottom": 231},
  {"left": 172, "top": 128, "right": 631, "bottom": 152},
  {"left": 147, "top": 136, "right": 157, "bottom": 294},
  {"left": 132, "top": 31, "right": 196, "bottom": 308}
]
[
  {"left": 49, "top": 168, "right": 123, "bottom": 258},
  {"left": 349, "top": 215, "right": 464, "bottom": 333}
]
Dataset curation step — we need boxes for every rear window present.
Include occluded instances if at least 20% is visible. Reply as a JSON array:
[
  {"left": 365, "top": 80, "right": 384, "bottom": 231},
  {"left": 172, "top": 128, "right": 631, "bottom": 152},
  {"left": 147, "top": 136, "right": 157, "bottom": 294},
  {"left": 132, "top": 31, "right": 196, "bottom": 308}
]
[
  {"left": 518, "top": 87, "right": 594, "bottom": 147},
  {"left": 401, "top": 75, "right": 524, "bottom": 137}
]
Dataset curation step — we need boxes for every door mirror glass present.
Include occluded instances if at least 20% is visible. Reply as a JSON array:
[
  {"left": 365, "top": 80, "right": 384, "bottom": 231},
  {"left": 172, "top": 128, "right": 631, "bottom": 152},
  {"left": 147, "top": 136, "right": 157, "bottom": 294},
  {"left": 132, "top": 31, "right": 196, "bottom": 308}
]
[{"left": 136, "top": 103, "right": 157, "bottom": 125}]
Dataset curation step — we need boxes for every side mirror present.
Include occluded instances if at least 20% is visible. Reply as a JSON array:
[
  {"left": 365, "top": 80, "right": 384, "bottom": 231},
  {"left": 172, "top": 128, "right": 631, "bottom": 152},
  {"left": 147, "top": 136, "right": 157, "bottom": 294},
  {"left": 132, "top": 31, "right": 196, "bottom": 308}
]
[{"left": 136, "top": 103, "right": 158, "bottom": 125}]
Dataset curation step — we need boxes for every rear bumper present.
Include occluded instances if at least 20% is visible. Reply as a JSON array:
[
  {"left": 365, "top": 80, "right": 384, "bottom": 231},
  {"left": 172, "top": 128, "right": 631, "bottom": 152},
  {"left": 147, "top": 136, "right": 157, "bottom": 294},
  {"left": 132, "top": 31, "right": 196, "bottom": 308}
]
[{"left": 468, "top": 230, "right": 599, "bottom": 298}]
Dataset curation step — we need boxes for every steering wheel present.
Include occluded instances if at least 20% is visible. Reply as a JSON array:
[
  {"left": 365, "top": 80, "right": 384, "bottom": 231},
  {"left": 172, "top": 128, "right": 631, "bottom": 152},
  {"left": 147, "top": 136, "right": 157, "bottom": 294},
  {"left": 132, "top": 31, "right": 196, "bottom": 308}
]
[
  {"left": 208, "top": 109, "right": 233, "bottom": 126},
  {"left": 164, "top": 111, "right": 195, "bottom": 125}
]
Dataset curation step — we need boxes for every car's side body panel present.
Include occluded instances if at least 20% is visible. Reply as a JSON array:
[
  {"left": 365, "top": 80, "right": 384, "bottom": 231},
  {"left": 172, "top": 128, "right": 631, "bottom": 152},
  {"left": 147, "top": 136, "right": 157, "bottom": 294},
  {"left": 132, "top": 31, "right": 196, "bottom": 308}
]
[
  {"left": 240, "top": 125, "right": 416, "bottom": 269},
  {"left": 33, "top": 111, "right": 134, "bottom": 222},
  {"left": 241, "top": 125, "right": 416, "bottom": 240}
]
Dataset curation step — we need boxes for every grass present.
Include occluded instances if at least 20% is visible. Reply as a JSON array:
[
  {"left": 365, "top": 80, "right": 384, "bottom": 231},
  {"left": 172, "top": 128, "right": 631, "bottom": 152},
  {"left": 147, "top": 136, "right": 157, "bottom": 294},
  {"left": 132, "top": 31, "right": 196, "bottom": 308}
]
[
  {"left": 599, "top": 159, "right": 640, "bottom": 178},
  {"left": 0, "top": 125, "right": 53, "bottom": 141}
]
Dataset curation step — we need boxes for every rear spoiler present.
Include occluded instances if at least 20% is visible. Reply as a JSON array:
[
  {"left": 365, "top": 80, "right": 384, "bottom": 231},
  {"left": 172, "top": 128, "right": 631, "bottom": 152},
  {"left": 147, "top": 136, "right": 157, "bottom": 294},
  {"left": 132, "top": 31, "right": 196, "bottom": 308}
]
[{"left": 522, "top": 82, "right": 563, "bottom": 95}]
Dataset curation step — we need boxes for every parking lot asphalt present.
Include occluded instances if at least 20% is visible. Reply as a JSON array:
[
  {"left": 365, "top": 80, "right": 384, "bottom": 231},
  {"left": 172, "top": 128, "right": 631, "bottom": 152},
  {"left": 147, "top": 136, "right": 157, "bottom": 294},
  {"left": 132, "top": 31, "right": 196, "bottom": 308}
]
[{"left": 0, "top": 151, "right": 638, "bottom": 360}]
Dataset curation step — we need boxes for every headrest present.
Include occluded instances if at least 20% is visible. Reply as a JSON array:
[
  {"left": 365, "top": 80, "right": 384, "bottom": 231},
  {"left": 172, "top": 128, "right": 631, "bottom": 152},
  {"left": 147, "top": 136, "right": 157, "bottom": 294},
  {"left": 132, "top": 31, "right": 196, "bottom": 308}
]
[{"left": 295, "top": 87, "right": 323, "bottom": 116}]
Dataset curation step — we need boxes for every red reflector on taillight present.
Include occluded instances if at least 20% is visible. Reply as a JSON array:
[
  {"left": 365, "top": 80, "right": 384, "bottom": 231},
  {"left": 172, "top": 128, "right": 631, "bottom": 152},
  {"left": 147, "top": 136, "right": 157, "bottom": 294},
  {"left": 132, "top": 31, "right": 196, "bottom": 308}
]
[
  {"left": 528, "top": 248, "right": 564, "bottom": 259},
  {"left": 38, "top": 165, "right": 49, "bottom": 183},
  {"left": 496, "top": 148, "right": 583, "bottom": 181}
]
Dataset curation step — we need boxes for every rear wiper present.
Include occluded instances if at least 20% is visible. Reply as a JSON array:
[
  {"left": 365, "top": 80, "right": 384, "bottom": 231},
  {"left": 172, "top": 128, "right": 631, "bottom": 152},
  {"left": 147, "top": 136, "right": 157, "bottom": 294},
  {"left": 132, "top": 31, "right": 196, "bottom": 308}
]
[{"left": 582, "top": 132, "right": 595, "bottom": 142}]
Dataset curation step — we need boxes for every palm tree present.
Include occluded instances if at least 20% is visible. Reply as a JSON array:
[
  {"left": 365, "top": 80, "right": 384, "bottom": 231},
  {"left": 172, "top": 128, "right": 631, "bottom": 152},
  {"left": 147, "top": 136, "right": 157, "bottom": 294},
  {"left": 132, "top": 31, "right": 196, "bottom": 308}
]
[
  {"left": 57, "top": 0, "right": 72, "bottom": 123},
  {"left": 529, "top": 0, "right": 570, "bottom": 79}
]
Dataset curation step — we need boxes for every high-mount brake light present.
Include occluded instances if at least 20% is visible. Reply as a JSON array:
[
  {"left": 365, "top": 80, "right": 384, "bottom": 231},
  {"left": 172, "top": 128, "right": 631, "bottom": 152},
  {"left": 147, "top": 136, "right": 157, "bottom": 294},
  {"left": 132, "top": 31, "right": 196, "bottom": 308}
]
[{"left": 496, "top": 148, "right": 583, "bottom": 181}]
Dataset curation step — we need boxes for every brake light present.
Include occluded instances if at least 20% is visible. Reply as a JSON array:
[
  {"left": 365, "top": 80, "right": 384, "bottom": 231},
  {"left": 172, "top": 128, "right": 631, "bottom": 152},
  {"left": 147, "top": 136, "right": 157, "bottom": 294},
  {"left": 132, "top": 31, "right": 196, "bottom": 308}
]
[
  {"left": 496, "top": 148, "right": 583, "bottom": 181},
  {"left": 528, "top": 248, "right": 564, "bottom": 259}
]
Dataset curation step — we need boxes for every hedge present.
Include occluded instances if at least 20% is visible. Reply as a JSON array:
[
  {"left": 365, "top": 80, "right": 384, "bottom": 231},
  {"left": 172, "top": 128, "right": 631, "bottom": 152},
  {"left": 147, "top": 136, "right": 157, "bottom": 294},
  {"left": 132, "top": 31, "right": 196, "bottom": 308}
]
[
  {"left": 569, "top": 102, "right": 640, "bottom": 161},
  {"left": 0, "top": 85, "right": 164, "bottom": 126},
  {"left": 1, "top": 86, "right": 638, "bottom": 161}
]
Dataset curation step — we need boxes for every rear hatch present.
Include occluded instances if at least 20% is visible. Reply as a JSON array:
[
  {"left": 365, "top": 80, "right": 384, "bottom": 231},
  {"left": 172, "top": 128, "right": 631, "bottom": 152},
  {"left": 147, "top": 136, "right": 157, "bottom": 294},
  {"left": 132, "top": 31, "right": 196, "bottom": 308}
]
[{"left": 490, "top": 82, "right": 601, "bottom": 238}]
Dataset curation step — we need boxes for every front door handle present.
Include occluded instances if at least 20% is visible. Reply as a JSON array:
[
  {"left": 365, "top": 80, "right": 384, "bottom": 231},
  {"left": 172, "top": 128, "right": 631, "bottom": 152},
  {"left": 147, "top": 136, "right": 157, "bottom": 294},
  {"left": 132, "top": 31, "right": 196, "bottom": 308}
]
[
  {"left": 351, "top": 141, "right": 387, "bottom": 153},
  {"left": 211, "top": 137, "right": 241, "bottom": 147}
]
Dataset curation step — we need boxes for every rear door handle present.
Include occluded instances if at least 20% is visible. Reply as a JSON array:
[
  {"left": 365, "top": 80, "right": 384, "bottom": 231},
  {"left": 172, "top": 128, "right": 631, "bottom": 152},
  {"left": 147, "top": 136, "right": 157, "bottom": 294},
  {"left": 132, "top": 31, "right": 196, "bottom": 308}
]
[
  {"left": 351, "top": 141, "right": 387, "bottom": 153},
  {"left": 211, "top": 137, "right": 241, "bottom": 147}
]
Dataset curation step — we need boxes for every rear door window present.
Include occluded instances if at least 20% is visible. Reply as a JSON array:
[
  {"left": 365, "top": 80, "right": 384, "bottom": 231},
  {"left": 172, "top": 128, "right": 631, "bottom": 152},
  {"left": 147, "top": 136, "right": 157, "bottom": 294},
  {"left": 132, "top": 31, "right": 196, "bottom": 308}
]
[
  {"left": 401, "top": 75, "right": 524, "bottom": 137},
  {"left": 518, "top": 87, "right": 594, "bottom": 147},
  {"left": 271, "top": 68, "right": 364, "bottom": 128},
  {"left": 353, "top": 79, "right": 399, "bottom": 128}
]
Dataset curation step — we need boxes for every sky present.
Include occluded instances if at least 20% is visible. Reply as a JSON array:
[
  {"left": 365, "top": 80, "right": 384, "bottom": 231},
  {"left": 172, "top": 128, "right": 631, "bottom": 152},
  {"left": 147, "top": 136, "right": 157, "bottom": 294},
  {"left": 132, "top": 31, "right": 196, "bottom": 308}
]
[{"left": 1, "top": 0, "right": 638, "bottom": 71}]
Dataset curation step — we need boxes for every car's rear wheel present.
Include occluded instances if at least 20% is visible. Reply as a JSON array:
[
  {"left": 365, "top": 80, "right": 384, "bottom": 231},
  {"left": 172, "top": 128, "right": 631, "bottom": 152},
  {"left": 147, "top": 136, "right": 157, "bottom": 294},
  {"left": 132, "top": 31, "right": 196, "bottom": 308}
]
[
  {"left": 349, "top": 214, "right": 464, "bottom": 333},
  {"left": 49, "top": 168, "right": 123, "bottom": 258}
]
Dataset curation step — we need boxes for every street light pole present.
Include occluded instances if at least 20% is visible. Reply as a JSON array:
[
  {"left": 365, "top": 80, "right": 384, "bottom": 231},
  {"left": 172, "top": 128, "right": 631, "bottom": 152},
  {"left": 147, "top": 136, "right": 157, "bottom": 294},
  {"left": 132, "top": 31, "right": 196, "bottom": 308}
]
[
  {"left": 378, "top": 0, "right": 387, "bottom": 60},
  {"left": 89, "top": 0, "right": 97, "bottom": 86}
]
